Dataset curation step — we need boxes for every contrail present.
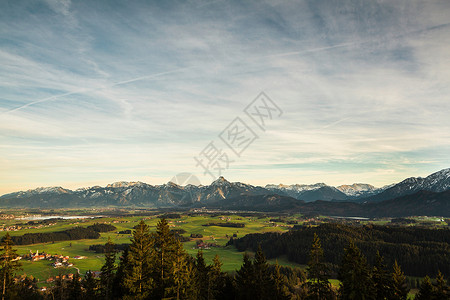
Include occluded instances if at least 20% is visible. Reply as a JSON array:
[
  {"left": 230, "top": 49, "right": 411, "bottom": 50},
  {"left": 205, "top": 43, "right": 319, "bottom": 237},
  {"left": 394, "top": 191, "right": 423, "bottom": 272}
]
[
  {"left": 2, "top": 90, "right": 87, "bottom": 115},
  {"left": 111, "top": 67, "right": 191, "bottom": 86},
  {"left": 321, "top": 117, "right": 353, "bottom": 129},
  {"left": 262, "top": 41, "right": 359, "bottom": 59},
  {"left": 262, "top": 22, "right": 450, "bottom": 60},
  {"left": 4, "top": 21, "right": 448, "bottom": 116},
  {"left": 320, "top": 107, "right": 393, "bottom": 130},
  {"left": 0, "top": 67, "right": 190, "bottom": 116}
]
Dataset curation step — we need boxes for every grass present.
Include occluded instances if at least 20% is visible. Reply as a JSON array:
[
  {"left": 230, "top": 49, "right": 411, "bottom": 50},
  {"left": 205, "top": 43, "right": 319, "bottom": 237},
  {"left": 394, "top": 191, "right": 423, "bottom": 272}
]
[
  {"left": 6, "top": 213, "right": 298, "bottom": 282},
  {"left": 2, "top": 211, "right": 438, "bottom": 292}
]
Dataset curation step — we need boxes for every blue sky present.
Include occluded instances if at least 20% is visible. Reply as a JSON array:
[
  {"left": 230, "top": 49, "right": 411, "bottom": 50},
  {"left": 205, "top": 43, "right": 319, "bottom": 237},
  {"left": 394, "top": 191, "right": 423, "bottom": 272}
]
[{"left": 1, "top": 0, "right": 450, "bottom": 194}]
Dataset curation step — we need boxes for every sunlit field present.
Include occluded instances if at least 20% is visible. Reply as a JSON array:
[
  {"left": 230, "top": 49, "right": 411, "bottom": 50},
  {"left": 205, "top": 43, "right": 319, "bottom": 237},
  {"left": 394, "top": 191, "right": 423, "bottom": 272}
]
[{"left": 4, "top": 213, "right": 301, "bottom": 282}]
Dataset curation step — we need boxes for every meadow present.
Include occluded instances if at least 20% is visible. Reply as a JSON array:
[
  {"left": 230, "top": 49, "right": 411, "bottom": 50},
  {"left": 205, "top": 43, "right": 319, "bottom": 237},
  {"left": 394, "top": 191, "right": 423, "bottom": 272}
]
[
  {"left": 2, "top": 213, "right": 302, "bottom": 283},
  {"left": 2, "top": 211, "right": 445, "bottom": 295}
]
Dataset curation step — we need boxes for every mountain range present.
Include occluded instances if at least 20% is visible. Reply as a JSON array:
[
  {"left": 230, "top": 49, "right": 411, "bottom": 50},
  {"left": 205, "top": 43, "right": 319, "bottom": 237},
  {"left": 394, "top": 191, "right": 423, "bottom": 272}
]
[
  {"left": 1, "top": 168, "right": 449, "bottom": 217},
  {"left": 265, "top": 182, "right": 383, "bottom": 201}
]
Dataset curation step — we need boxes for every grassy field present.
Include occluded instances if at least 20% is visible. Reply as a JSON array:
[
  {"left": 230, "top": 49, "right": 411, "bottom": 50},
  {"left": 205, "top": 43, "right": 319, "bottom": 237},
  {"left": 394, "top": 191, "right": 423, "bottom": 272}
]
[
  {"left": 3, "top": 211, "right": 444, "bottom": 289},
  {"left": 4, "top": 213, "right": 299, "bottom": 282}
]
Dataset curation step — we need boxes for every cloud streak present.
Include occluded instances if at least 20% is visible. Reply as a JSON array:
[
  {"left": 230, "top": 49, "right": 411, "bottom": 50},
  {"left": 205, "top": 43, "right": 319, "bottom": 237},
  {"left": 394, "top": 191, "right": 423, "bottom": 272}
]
[
  {"left": 1, "top": 66, "right": 192, "bottom": 115},
  {"left": 1, "top": 0, "right": 450, "bottom": 194}
]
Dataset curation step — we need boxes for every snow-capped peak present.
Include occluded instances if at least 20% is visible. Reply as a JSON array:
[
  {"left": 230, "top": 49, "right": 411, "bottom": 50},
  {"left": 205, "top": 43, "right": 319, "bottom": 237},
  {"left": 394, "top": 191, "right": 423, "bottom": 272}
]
[
  {"left": 421, "top": 168, "right": 450, "bottom": 191},
  {"left": 162, "top": 181, "right": 181, "bottom": 189},
  {"left": 369, "top": 168, "right": 450, "bottom": 202},
  {"left": 336, "top": 183, "right": 377, "bottom": 197},
  {"left": 106, "top": 181, "right": 145, "bottom": 188},
  {"left": 211, "top": 176, "right": 230, "bottom": 186},
  {"left": 30, "top": 187, "right": 71, "bottom": 194},
  {"left": 265, "top": 183, "right": 327, "bottom": 192},
  {"left": 426, "top": 168, "right": 450, "bottom": 180}
]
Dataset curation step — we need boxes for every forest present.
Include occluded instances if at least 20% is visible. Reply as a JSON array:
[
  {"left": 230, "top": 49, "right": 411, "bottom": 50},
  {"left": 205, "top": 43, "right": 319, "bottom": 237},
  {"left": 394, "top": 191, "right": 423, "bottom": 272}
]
[
  {"left": 228, "top": 223, "right": 450, "bottom": 277},
  {"left": 86, "top": 223, "right": 117, "bottom": 233},
  {"left": 203, "top": 223, "right": 246, "bottom": 228},
  {"left": 10, "top": 227, "right": 100, "bottom": 245},
  {"left": 10, "top": 223, "right": 118, "bottom": 246},
  {"left": 0, "top": 219, "right": 449, "bottom": 299}
]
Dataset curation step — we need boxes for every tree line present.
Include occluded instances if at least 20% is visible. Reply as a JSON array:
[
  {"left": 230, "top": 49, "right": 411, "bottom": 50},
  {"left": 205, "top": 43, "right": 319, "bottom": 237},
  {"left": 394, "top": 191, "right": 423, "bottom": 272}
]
[
  {"left": 10, "top": 227, "right": 100, "bottom": 245},
  {"left": 1, "top": 219, "right": 449, "bottom": 299},
  {"left": 9, "top": 223, "right": 118, "bottom": 246},
  {"left": 86, "top": 223, "right": 117, "bottom": 233},
  {"left": 203, "top": 223, "right": 245, "bottom": 228},
  {"left": 228, "top": 223, "right": 450, "bottom": 277}
]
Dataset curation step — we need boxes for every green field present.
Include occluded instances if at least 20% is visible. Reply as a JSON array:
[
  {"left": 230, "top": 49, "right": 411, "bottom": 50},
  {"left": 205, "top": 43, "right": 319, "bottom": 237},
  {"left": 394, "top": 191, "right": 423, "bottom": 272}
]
[
  {"left": 3, "top": 213, "right": 300, "bottom": 283},
  {"left": 3, "top": 211, "right": 443, "bottom": 291}
]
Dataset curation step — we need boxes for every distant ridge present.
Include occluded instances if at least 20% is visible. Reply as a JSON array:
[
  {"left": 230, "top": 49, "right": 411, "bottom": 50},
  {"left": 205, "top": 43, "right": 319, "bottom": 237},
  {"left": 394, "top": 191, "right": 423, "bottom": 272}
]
[
  {"left": 0, "top": 169, "right": 449, "bottom": 217},
  {"left": 362, "top": 168, "right": 450, "bottom": 202}
]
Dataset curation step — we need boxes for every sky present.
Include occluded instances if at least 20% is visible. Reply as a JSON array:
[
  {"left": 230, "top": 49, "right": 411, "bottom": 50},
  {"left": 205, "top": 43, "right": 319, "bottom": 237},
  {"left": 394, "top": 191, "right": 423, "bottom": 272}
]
[{"left": 1, "top": 0, "right": 450, "bottom": 194}]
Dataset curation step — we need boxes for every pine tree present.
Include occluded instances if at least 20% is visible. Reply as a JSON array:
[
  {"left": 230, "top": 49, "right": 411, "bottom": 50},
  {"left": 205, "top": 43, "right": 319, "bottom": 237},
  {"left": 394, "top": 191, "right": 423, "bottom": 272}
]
[
  {"left": 195, "top": 250, "right": 210, "bottom": 300},
  {"left": 123, "top": 220, "right": 153, "bottom": 299},
  {"left": 222, "top": 273, "right": 237, "bottom": 300},
  {"left": 11, "top": 275, "right": 42, "bottom": 300},
  {"left": 52, "top": 272, "right": 69, "bottom": 300},
  {"left": 253, "top": 245, "right": 275, "bottom": 300},
  {"left": 372, "top": 251, "right": 393, "bottom": 300},
  {"left": 184, "top": 256, "right": 199, "bottom": 300},
  {"left": 0, "top": 233, "right": 21, "bottom": 300},
  {"left": 114, "top": 248, "right": 130, "bottom": 298},
  {"left": 391, "top": 260, "right": 409, "bottom": 300},
  {"left": 433, "top": 271, "right": 449, "bottom": 300},
  {"left": 272, "top": 261, "right": 290, "bottom": 300},
  {"left": 415, "top": 276, "right": 434, "bottom": 300},
  {"left": 338, "top": 240, "right": 375, "bottom": 300},
  {"left": 416, "top": 279, "right": 421, "bottom": 290},
  {"left": 100, "top": 238, "right": 116, "bottom": 300},
  {"left": 208, "top": 255, "right": 227, "bottom": 300},
  {"left": 151, "top": 218, "right": 179, "bottom": 299},
  {"left": 234, "top": 253, "right": 255, "bottom": 300},
  {"left": 67, "top": 272, "right": 83, "bottom": 300},
  {"left": 170, "top": 239, "right": 192, "bottom": 300},
  {"left": 83, "top": 270, "right": 98, "bottom": 299},
  {"left": 306, "top": 233, "right": 334, "bottom": 300}
]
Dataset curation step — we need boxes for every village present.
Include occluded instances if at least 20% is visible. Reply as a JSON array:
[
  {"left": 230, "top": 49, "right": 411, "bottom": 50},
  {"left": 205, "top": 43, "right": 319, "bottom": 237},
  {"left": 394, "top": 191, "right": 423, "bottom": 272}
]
[
  {"left": 0, "top": 220, "right": 57, "bottom": 232},
  {"left": 17, "top": 250, "right": 87, "bottom": 269}
]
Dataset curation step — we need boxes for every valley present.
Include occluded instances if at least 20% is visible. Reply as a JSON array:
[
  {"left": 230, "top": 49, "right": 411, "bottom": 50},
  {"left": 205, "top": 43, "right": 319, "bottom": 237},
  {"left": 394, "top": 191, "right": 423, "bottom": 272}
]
[
  {"left": 0, "top": 169, "right": 449, "bottom": 297},
  {"left": 1, "top": 209, "right": 448, "bottom": 288}
]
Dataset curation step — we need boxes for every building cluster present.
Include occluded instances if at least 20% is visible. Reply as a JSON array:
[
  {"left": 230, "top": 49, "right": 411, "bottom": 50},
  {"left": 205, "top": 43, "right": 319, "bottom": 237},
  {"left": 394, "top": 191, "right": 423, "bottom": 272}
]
[
  {"left": 112, "top": 219, "right": 127, "bottom": 224},
  {"left": 0, "top": 214, "right": 16, "bottom": 220},
  {"left": 194, "top": 240, "right": 218, "bottom": 250},
  {"left": 20, "top": 250, "right": 76, "bottom": 268},
  {"left": 51, "top": 259, "right": 73, "bottom": 268},
  {"left": 0, "top": 222, "right": 56, "bottom": 232},
  {"left": 0, "top": 225, "right": 22, "bottom": 231}
]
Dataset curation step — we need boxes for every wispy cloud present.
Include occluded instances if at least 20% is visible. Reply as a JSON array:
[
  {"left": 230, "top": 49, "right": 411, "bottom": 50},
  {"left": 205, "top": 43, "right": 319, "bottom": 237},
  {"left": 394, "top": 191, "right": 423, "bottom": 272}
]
[{"left": 1, "top": 0, "right": 450, "bottom": 193}]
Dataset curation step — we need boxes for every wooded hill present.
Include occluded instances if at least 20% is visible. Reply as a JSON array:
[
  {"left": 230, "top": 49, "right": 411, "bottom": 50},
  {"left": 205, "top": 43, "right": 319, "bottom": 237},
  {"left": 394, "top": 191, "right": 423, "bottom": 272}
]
[{"left": 228, "top": 223, "right": 450, "bottom": 277}]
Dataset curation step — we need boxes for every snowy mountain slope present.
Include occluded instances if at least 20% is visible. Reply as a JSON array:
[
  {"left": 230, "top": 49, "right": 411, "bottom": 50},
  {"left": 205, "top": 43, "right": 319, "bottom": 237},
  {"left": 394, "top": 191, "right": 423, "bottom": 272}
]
[
  {"left": 1, "top": 168, "right": 450, "bottom": 208},
  {"left": 364, "top": 168, "right": 450, "bottom": 202},
  {"left": 336, "top": 183, "right": 378, "bottom": 197}
]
